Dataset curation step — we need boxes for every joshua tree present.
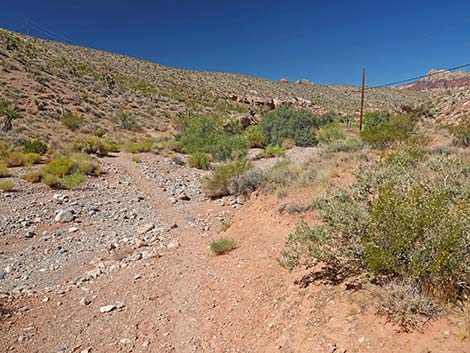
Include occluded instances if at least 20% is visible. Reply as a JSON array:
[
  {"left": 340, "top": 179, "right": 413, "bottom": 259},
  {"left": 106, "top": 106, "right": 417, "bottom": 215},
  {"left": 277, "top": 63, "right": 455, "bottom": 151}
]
[{"left": 1, "top": 100, "right": 20, "bottom": 132}]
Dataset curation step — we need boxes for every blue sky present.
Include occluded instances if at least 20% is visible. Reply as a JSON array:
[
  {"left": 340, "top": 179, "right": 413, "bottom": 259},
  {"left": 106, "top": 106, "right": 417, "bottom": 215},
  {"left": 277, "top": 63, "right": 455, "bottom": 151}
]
[{"left": 1, "top": 0, "right": 470, "bottom": 85}]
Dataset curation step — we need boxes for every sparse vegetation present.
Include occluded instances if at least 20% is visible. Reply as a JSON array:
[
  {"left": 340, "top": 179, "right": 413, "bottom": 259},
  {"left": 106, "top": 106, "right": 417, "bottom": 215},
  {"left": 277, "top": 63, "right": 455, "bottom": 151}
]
[
  {"left": 71, "top": 137, "right": 110, "bottom": 157},
  {"left": 317, "top": 122, "right": 346, "bottom": 144},
  {"left": 116, "top": 111, "right": 139, "bottom": 130},
  {"left": 281, "top": 149, "right": 470, "bottom": 310},
  {"left": 0, "top": 179, "right": 15, "bottom": 192},
  {"left": 447, "top": 123, "right": 470, "bottom": 147},
  {"left": 23, "top": 140, "right": 48, "bottom": 155},
  {"left": 0, "top": 163, "right": 9, "bottom": 177},
  {"left": 210, "top": 237, "right": 237, "bottom": 255},
  {"left": 202, "top": 159, "right": 252, "bottom": 197},
  {"left": 60, "top": 112, "right": 83, "bottom": 131},
  {"left": 176, "top": 115, "right": 247, "bottom": 161}
]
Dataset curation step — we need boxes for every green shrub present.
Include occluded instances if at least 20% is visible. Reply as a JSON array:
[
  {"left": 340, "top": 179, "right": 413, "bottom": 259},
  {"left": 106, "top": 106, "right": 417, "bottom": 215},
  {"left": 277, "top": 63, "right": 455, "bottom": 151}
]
[
  {"left": 202, "top": 159, "right": 252, "bottom": 197},
  {"left": 24, "top": 152, "right": 41, "bottom": 165},
  {"left": 188, "top": 152, "right": 211, "bottom": 170},
  {"left": 61, "top": 173, "right": 85, "bottom": 188},
  {"left": 258, "top": 146, "right": 285, "bottom": 158},
  {"left": 210, "top": 237, "right": 237, "bottom": 255},
  {"left": 176, "top": 115, "right": 247, "bottom": 161},
  {"left": 23, "top": 171, "right": 42, "bottom": 183},
  {"left": 71, "top": 137, "right": 110, "bottom": 157},
  {"left": 116, "top": 111, "right": 138, "bottom": 130},
  {"left": 260, "top": 107, "right": 325, "bottom": 146},
  {"left": 0, "top": 163, "right": 9, "bottom": 177},
  {"left": 229, "top": 168, "right": 266, "bottom": 196},
  {"left": 60, "top": 112, "right": 83, "bottom": 131},
  {"left": 317, "top": 123, "right": 346, "bottom": 144},
  {"left": 42, "top": 173, "right": 63, "bottom": 188},
  {"left": 243, "top": 125, "right": 266, "bottom": 148},
  {"left": 0, "top": 180, "right": 15, "bottom": 192},
  {"left": 94, "top": 128, "right": 106, "bottom": 138},
  {"left": 43, "top": 157, "right": 77, "bottom": 177},
  {"left": 124, "top": 140, "right": 153, "bottom": 153},
  {"left": 360, "top": 111, "right": 419, "bottom": 149},
  {"left": 281, "top": 149, "right": 470, "bottom": 302},
  {"left": 23, "top": 140, "right": 47, "bottom": 155},
  {"left": 3, "top": 152, "right": 27, "bottom": 167},
  {"left": 74, "top": 154, "right": 101, "bottom": 176},
  {"left": 447, "top": 123, "right": 470, "bottom": 147}
]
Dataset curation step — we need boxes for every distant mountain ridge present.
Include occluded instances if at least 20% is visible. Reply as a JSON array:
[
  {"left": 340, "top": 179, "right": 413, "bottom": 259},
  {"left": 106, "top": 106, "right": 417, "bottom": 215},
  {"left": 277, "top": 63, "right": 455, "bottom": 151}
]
[{"left": 409, "top": 69, "right": 470, "bottom": 90}]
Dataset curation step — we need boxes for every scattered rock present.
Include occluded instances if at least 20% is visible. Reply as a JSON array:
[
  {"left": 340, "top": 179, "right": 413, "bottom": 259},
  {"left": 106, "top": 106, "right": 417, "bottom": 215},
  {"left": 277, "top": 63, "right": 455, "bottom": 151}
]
[
  {"left": 99, "top": 305, "right": 116, "bottom": 313},
  {"left": 55, "top": 209, "right": 75, "bottom": 223}
]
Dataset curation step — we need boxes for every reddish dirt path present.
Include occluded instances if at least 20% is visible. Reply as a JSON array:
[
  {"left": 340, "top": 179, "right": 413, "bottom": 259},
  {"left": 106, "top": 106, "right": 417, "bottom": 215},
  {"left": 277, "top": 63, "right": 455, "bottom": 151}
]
[{"left": 1, "top": 155, "right": 468, "bottom": 353}]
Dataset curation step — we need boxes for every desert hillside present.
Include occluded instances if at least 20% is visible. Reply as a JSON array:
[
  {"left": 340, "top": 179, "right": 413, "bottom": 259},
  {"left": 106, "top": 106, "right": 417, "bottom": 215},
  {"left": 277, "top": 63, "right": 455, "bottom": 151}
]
[
  {"left": 0, "top": 28, "right": 433, "bottom": 146},
  {"left": 0, "top": 28, "right": 469, "bottom": 353}
]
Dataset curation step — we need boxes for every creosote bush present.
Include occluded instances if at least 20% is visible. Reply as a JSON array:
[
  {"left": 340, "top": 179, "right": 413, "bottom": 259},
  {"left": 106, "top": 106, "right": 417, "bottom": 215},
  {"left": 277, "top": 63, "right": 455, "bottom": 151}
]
[
  {"left": 243, "top": 125, "right": 266, "bottom": 148},
  {"left": 281, "top": 149, "right": 470, "bottom": 306},
  {"left": 260, "top": 107, "right": 327, "bottom": 147},
  {"left": 258, "top": 146, "right": 285, "bottom": 158},
  {"left": 188, "top": 152, "right": 211, "bottom": 170},
  {"left": 202, "top": 159, "right": 252, "bottom": 197},
  {"left": 210, "top": 237, "right": 237, "bottom": 255},
  {"left": 447, "top": 123, "right": 470, "bottom": 147},
  {"left": 71, "top": 136, "right": 110, "bottom": 157},
  {"left": 60, "top": 112, "right": 83, "bottom": 131},
  {"left": 317, "top": 122, "right": 346, "bottom": 144},
  {"left": 176, "top": 115, "right": 247, "bottom": 161},
  {"left": 360, "top": 111, "right": 420, "bottom": 148}
]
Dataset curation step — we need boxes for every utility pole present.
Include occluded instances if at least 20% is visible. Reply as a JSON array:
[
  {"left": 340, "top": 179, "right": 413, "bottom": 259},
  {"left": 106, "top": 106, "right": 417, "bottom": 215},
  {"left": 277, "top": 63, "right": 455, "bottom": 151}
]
[
  {"left": 26, "top": 17, "right": 30, "bottom": 36},
  {"left": 359, "top": 68, "right": 366, "bottom": 131}
]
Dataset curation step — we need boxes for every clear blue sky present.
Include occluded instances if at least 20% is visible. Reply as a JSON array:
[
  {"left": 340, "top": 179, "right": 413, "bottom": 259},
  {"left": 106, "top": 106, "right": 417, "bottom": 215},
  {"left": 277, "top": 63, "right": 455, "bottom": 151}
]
[{"left": 1, "top": 0, "right": 470, "bottom": 85}]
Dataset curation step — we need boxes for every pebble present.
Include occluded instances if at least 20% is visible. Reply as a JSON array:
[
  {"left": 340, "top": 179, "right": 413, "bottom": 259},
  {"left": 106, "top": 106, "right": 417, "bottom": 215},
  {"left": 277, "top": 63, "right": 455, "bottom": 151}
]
[
  {"left": 99, "top": 305, "right": 116, "bottom": 313},
  {"left": 55, "top": 209, "right": 75, "bottom": 223}
]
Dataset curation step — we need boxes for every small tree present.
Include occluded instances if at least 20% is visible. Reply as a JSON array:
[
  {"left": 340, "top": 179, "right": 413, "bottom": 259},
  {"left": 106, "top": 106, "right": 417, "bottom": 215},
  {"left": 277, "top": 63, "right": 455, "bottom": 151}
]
[{"left": 1, "top": 100, "right": 20, "bottom": 132}]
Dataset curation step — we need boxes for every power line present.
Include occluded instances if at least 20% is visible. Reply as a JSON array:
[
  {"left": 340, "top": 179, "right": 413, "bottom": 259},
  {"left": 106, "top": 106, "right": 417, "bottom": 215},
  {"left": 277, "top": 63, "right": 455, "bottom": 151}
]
[
  {"left": 28, "top": 19, "right": 76, "bottom": 45},
  {"left": 369, "top": 63, "right": 470, "bottom": 88}
]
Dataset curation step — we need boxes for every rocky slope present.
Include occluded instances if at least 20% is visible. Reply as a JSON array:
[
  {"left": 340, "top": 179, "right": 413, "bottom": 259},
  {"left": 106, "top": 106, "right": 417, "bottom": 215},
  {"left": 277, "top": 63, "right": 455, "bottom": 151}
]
[{"left": 0, "top": 29, "right": 430, "bottom": 146}]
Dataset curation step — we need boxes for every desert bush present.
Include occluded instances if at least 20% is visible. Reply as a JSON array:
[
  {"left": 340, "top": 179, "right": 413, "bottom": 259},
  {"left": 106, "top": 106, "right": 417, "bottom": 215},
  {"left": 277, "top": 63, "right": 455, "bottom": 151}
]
[
  {"left": 116, "top": 111, "right": 139, "bottom": 130},
  {"left": 60, "top": 112, "right": 83, "bottom": 131},
  {"left": 23, "top": 140, "right": 47, "bottom": 155},
  {"left": 73, "top": 154, "right": 101, "bottom": 176},
  {"left": 42, "top": 173, "right": 63, "bottom": 188},
  {"left": 3, "top": 151, "right": 27, "bottom": 167},
  {"left": 260, "top": 107, "right": 325, "bottom": 146},
  {"left": 93, "top": 128, "right": 106, "bottom": 138},
  {"left": 265, "top": 159, "right": 315, "bottom": 192},
  {"left": 71, "top": 137, "right": 110, "bottom": 157},
  {"left": 24, "top": 152, "right": 41, "bottom": 165},
  {"left": 317, "top": 123, "right": 346, "bottom": 144},
  {"left": 61, "top": 173, "right": 85, "bottom": 188},
  {"left": 210, "top": 237, "right": 237, "bottom": 255},
  {"left": 243, "top": 125, "right": 266, "bottom": 148},
  {"left": 229, "top": 168, "right": 266, "bottom": 196},
  {"left": 176, "top": 115, "right": 247, "bottom": 161},
  {"left": 188, "top": 152, "right": 211, "bottom": 170},
  {"left": 447, "top": 123, "right": 470, "bottom": 147},
  {"left": 202, "top": 159, "right": 252, "bottom": 197},
  {"left": 258, "top": 146, "right": 285, "bottom": 158},
  {"left": 131, "top": 155, "right": 141, "bottom": 163},
  {"left": 124, "top": 140, "right": 153, "bottom": 153},
  {"left": 360, "top": 111, "right": 419, "bottom": 148},
  {"left": 0, "top": 163, "right": 9, "bottom": 177},
  {"left": 375, "top": 280, "right": 439, "bottom": 331},
  {"left": 23, "top": 171, "right": 41, "bottom": 183},
  {"left": 0, "top": 180, "right": 15, "bottom": 192},
  {"left": 281, "top": 149, "right": 470, "bottom": 302},
  {"left": 43, "top": 156, "right": 77, "bottom": 177}
]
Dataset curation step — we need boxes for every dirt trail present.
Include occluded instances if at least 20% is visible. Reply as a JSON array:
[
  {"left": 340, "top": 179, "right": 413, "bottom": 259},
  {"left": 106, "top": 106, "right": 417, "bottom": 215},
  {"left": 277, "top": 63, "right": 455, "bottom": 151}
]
[{"left": 1, "top": 154, "right": 468, "bottom": 353}]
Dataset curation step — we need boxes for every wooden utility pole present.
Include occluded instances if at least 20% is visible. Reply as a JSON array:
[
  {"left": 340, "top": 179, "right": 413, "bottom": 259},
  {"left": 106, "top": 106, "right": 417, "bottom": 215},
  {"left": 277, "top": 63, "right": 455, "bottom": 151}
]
[
  {"left": 359, "top": 68, "right": 366, "bottom": 131},
  {"left": 26, "top": 17, "right": 30, "bottom": 36}
]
